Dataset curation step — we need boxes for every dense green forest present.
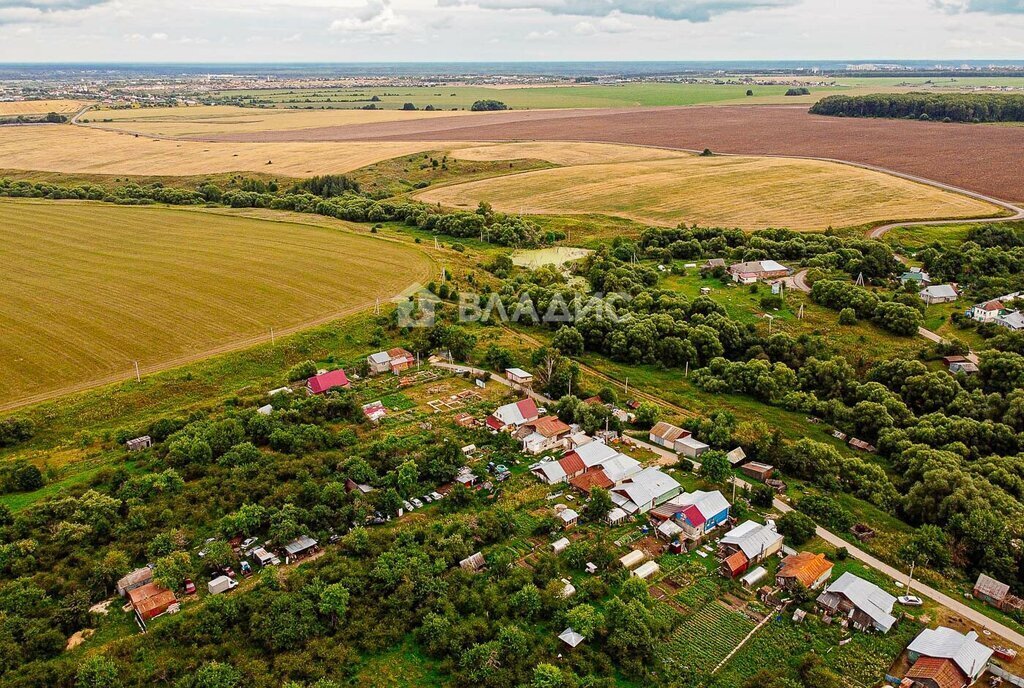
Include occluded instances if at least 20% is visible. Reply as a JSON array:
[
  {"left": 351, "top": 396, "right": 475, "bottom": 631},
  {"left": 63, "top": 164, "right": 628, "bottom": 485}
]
[{"left": 810, "top": 92, "right": 1024, "bottom": 122}]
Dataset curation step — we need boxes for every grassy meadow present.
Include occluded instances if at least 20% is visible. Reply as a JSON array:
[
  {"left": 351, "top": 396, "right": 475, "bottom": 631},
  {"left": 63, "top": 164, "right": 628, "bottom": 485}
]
[
  {"left": 0, "top": 199, "right": 432, "bottom": 408},
  {"left": 416, "top": 153, "right": 999, "bottom": 232}
]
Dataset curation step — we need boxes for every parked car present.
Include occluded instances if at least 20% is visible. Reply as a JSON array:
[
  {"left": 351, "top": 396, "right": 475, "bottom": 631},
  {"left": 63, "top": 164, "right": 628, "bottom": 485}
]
[
  {"left": 223, "top": 566, "right": 236, "bottom": 579},
  {"left": 898, "top": 595, "right": 923, "bottom": 606},
  {"left": 430, "top": 491, "right": 444, "bottom": 501},
  {"left": 183, "top": 579, "right": 196, "bottom": 595},
  {"left": 240, "top": 561, "right": 253, "bottom": 578},
  {"left": 240, "top": 537, "right": 258, "bottom": 551},
  {"left": 403, "top": 500, "right": 414, "bottom": 512},
  {"left": 208, "top": 575, "right": 238, "bottom": 595},
  {"left": 411, "top": 498, "right": 424, "bottom": 508},
  {"left": 422, "top": 494, "right": 433, "bottom": 503}
]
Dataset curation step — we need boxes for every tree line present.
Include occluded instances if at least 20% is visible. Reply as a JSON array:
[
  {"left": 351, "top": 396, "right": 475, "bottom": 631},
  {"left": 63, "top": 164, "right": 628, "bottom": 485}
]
[{"left": 810, "top": 92, "right": 1024, "bottom": 123}]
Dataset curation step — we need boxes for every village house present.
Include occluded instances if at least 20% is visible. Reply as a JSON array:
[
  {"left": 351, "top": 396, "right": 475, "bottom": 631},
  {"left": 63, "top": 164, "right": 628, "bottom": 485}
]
[
  {"left": 900, "top": 268, "right": 932, "bottom": 287},
  {"left": 485, "top": 398, "right": 540, "bottom": 432},
  {"left": 702, "top": 258, "right": 727, "bottom": 272},
  {"left": 505, "top": 367, "right": 534, "bottom": 387},
  {"left": 676, "top": 435, "right": 710, "bottom": 459},
  {"left": 998, "top": 310, "right": 1024, "bottom": 330},
  {"left": 816, "top": 571, "right": 897, "bottom": 633},
  {"left": 556, "top": 506, "right": 579, "bottom": 529},
  {"left": 648, "top": 421, "right": 690, "bottom": 450},
  {"left": 719, "top": 520, "right": 784, "bottom": 573},
  {"left": 610, "top": 467, "right": 682, "bottom": 514},
  {"left": 740, "top": 461, "right": 775, "bottom": 482},
  {"left": 969, "top": 298, "right": 1005, "bottom": 323},
  {"left": 726, "top": 447, "right": 747, "bottom": 465},
  {"left": 904, "top": 626, "right": 993, "bottom": 688},
  {"left": 516, "top": 415, "right": 572, "bottom": 455},
  {"left": 367, "top": 348, "right": 415, "bottom": 375},
  {"left": 117, "top": 567, "right": 154, "bottom": 597},
  {"left": 125, "top": 435, "right": 152, "bottom": 452},
  {"left": 649, "top": 490, "right": 731, "bottom": 543},
  {"left": 606, "top": 507, "right": 629, "bottom": 526},
  {"left": 973, "top": 573, "right": 1024, "bottom": 612},
  {"left": 776, "top": 552, "right": 833, "bottom": 591},
  {"left": 728, "top": 260, "right": 792, "bottom": 284},
  {"left": 919, "top": 284, "right": 959, "bottom": 305},
  {"left": 127, "top": 582, "right": 178, "bottom": 622},
  {"left": 283, "top": 535, "right": 319, "bottom": 564},
  {"left": 306, "top": 369, "right": 350, "bottom": 395},
  {"left": 948, "top": 360, "right": 979, "bottom": 375}
]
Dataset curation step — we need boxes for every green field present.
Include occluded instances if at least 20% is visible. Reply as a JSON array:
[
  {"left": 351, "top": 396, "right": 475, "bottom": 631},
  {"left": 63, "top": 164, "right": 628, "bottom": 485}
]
[
  {"left": 0, "top": 200, "right": 432, "bottom": 409},
  {"left": 211, "top": 76, "right": 1024, "bottom": 111}
]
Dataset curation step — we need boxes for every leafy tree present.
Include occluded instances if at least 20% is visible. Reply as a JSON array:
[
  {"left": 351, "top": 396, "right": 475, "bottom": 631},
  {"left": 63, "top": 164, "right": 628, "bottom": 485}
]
[
  {"left": 583, "top": 488, "right": 613, "bottom": 522},
  {"left": 287, "top": 360, "right": 317, "bottom": 382},
  {"left": 777, "top": 511, "right": 816, "bottom": 545},
  {"left": 698, "top": 450, "right": 731, "bottom": 484},
  {"left": 901, "top": 524, "right": 951, "bottom": 571},
  {"left": 552, "top": 326, "right": 584, "bottom": 356},
  {"left": 633, "top": 402, "right": 659, "bottom": 429},
  {"left": 153, "top": 551, "right": 194, "bottom": 591},
  {"left": 318, "top": 582, "right": 350, "bottom": 628},
  {"left": 76, "top": 655, "right": 121, "bottom": 688}
]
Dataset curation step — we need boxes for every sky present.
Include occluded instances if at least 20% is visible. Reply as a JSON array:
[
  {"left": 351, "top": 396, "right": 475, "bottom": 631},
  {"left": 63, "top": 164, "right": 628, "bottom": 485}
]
[{"left": 1, "top": 0, "right": 1024, "bottom": 63}]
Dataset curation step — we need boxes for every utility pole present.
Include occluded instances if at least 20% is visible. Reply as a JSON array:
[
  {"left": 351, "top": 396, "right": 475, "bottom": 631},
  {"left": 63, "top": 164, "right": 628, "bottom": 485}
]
[
  {"left": 624, "top": 377, "right": 629, "bottom": 398},
  {"left": 684, "top": 361, "right": 689, "bottom": 378},
  {"left": 797, "top": 303, "right": 805, "bottom": 320},
  {"left": 134, "top": 361, "right": 141, "bottom": 382},
  {"left": 270, "top": 327, "right": 276, "bottom": 345}
]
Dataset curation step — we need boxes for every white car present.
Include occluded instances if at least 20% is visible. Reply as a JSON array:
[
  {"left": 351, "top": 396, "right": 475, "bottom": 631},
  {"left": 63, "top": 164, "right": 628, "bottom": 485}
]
[
  {"left": 430, "top": 491, "right": 444, "bottom": 501},
  {"left": 240, "top": 537, "right": 258, "bottom": 551},
  {"left": 411, "top": 498, "right": 424, "bottom": 508},
  {"left": 422, "top": 494, "right": 433, "bottom": 503},
  {"left": 402, "top": 500, "right": 414, "bottom": 511},
  {"left": 898, "top": 595, "right": 923, "bottom": 606}
]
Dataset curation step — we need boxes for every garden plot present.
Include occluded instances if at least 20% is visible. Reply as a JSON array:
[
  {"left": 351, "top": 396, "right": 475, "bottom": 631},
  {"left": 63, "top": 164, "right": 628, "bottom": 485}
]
[
  {"left": 660, "top": 600, "right": 757, "bottom": 677},
  {"left": 427, "top": 389, "right": 483, "bottom": 412}
]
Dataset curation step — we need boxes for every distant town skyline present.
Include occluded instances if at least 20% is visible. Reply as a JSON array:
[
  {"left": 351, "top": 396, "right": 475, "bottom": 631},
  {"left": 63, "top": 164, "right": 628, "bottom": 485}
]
[{"left": 1, "top": 0, "right": 1024, "bottom": 63}]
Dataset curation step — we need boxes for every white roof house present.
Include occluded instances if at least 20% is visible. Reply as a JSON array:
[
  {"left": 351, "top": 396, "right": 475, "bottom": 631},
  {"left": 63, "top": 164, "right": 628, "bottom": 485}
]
[
  {"left": 530, "top": 460, "right": 567, "bottom": 484},
  {"left": 597, "top": 454, "right": 643, "bottom": 482},
  {"left": 559, "top": 628, "right": 585, "bottom": 648},
  {"left": 819, "top": 572, "right": 897, "bottom": 633},
  {"left": 368, "top": 351, "right": 391, "bottom": 365},
  {"left": 559, "top": 508, "right": 580, "bottom": 524},
  {"left": 721, "top": 521, "right": 783, "bottom": 560},
  {"left": 907, "top": 626, "right": 993, "bottom": 681},
  {"left": 572, "top": 440, "right": 620, "bottom": 468},
  {"left": 673, "top": 490, "right": 731, "bottom": 521},
  {"left": 999, "top": 310, "right": 1024, "bottom": 330},
  {"left": 551, "top": 537, "right": 570, "bottom": 553},
  {"left": 920, "top": 284, "right": 959, "bottom": 303},
  {"left": 726, "top": 447, "right": 747, "bottom": 464},
  {"left": 676, "top": 436, "right": 710, "bottom": 458},
  {"left": 611, "top": 467, "right": 681, "bottom": 514},
  {"left": 606, "top": 507, "right": 629, "bottom": 525}
]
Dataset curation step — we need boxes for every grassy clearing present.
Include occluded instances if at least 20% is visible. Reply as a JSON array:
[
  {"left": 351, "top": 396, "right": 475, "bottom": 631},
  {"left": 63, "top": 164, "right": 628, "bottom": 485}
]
[
  {"left": 416, "top": 154, "right": 998, "bottom": 232},
  {"left": 449, "top": 141, "right": 691, "bottom": 166},
  {"left": 0, "top": 199, "right": 432, "bottom": 408},
  {"left": 0, "top": 125, "right": 463, "bottom": 177},
  {"left": 884, "top": 219, "right": 1024, "bottom": 252}
]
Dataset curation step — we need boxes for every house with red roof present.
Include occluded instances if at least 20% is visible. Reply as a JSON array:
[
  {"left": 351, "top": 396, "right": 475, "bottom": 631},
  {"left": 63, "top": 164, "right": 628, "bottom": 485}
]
[
  {"left": 485, "top": 398, "right": 539, "bottom": 432},
  {"left": 517, "top": 415, "right": 572, "bottom": 455},
  {"left": 306, "top": 369, "right": 350, "bottom": 395}
]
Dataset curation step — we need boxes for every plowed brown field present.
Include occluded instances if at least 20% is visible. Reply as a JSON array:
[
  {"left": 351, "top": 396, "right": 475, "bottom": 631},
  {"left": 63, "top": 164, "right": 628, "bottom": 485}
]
[{"left": 202, "top": 106, "right": 1024, "bottom": 202}]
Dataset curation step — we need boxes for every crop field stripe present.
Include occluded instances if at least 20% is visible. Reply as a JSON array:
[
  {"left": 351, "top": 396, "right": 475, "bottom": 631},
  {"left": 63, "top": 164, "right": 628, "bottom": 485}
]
[
  {"left": 416, "top": 153, "right": 998, "bottom": 232},
  {"left": 0, "top": 200, "right": 433, "bottom": 410}
]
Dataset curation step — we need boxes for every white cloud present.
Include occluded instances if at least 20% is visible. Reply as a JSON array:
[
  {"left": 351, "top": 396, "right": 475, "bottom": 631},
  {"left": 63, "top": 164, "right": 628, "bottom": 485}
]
[
  {"left": 150, "top": 31, "right": 166, "bottom": 39},
  {"left": 329, "top": 0, "right": 407, "bottom": 35},
  {"left": 931, "top": 0, "right": 1024, "bottom": 14},
  {"left": 0, "top": 0, "right": 110, "bottom": 24},
  {"left": 573, "top": 11, "right": 633, "bottom": 33},
  {"left": 525, "top": 27, "right": 558, "bottom": 38},
  {"left": 436, "top": 0, "right": 799, "bottom": 22}
]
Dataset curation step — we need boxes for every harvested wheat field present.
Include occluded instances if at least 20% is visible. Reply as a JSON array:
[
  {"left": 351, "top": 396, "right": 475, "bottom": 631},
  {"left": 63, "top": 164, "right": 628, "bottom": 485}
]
[
  {"left": 416, "top": 154, "right": 999, "bottom": 231},
  {"left": 0, "top": 125, "right": 467, "bottom": 177},
  {"left": 0, "top": 199, "right": 432, "bottom": 407},
  {"left": 85, "top": 104, "right": 483, "bottom": 138},
  {"left": 450, "top": 141, "right": 690, "bottom": 165},
  {"left": 0, "top": 99, "right": 85, "bottom": 116},
  {"left": 255, "top": 105, "right": 1024, "bottom": 202}
]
